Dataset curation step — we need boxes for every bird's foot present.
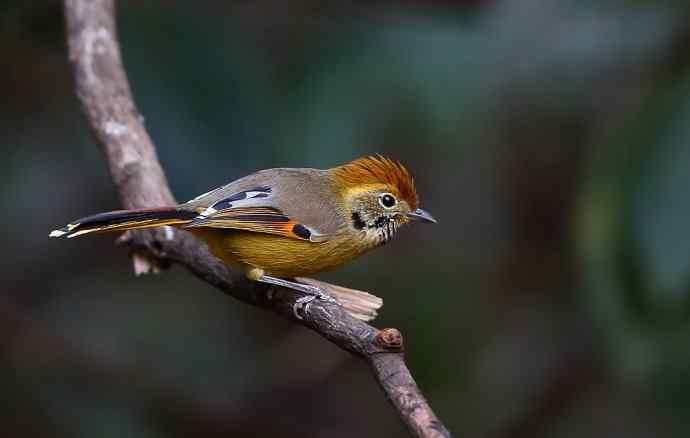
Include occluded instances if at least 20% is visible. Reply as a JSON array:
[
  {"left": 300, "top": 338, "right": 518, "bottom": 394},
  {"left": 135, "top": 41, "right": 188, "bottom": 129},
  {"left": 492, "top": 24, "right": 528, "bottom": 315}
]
[
  {"left": 292, "top": 284, "right": 336, "bottom": 320},
  {"left": 253, "top": 273, "right": 337, "bottom": 320}
]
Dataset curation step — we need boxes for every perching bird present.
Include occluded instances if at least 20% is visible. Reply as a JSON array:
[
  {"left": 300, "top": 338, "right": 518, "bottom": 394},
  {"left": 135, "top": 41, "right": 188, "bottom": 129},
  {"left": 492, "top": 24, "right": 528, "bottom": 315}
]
[{"left": 50, "top": 156, "right": 436, "bottom": 320}]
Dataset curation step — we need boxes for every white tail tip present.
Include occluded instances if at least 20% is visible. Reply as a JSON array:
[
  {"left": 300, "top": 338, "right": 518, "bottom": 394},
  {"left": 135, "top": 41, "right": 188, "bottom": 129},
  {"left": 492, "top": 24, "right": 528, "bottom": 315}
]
[{"left": 49, "top": 229, "right": 67, "bottom": 238}]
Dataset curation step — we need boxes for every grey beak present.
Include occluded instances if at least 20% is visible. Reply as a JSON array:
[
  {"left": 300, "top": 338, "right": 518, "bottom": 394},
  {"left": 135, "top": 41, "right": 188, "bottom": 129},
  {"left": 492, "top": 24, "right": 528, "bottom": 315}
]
[{"left": 405, "top": 208, "right": 437, "bottom": 224}]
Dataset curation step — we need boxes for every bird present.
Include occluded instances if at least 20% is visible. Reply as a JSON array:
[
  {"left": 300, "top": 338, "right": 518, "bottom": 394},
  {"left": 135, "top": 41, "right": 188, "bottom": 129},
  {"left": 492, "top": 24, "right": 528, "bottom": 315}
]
[{"left": 50, "top": 155, "right": 437, "bottom": 320}]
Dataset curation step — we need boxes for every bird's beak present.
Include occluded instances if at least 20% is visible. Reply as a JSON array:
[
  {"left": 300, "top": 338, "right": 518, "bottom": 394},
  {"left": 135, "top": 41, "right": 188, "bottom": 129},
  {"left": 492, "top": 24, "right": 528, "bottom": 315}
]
[{"left": 405, "top": 208, "right": 437, "bottom": 224}]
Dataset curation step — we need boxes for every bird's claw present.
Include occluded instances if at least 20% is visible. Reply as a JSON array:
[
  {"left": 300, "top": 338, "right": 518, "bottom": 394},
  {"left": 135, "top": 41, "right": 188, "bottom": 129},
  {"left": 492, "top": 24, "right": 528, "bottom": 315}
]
[
  {"left": 292, "top": 285, "right": 336, "bottom": 320},
  {"left": 292, "top": 295, "right": 315, "bottom": 319}
]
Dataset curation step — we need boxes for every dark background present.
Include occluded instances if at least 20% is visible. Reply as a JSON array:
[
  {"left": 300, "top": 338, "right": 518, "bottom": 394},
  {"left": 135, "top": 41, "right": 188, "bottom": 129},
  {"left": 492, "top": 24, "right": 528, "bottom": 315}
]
[{"left": 3, "top": 1, "right": 690, "bottom": 437}]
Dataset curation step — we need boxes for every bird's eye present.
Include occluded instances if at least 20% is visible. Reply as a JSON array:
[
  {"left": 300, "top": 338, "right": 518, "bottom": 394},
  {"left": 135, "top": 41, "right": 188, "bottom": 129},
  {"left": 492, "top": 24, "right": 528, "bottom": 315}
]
[{"left": 379, "top": 193, "right": 397, "bottom": 209}]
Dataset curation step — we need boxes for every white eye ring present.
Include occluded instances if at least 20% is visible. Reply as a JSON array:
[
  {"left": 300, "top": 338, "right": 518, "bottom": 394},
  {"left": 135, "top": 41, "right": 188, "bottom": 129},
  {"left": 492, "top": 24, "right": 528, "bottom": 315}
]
[{"left": 379, "top": 193, "right": 397, "bottom": 209}]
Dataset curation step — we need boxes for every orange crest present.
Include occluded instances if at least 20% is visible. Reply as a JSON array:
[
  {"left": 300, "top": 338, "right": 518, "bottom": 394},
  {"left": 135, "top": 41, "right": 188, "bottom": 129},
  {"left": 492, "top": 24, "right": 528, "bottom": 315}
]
[{"left": 333, "top": 155, "right": 418, "bottom": 210}]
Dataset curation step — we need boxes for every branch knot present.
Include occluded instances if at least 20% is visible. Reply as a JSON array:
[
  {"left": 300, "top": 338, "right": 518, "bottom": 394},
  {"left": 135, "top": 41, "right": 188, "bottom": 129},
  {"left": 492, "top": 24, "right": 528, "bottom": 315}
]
[{"left": 373, "top": 328, "right": 404, "bottom": 352}]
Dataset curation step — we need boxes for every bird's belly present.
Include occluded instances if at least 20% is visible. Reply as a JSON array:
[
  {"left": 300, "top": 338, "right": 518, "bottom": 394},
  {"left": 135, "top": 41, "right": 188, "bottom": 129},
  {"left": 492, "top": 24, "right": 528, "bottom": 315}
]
[{"left": 192, "top": 229, "right": 365, "bottom": 278}]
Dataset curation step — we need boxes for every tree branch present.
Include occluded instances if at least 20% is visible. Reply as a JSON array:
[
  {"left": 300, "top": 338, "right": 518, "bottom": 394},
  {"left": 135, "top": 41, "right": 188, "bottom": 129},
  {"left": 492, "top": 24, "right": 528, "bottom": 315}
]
[{"left": 63, "top": 1, "right": 451, "bottom": 437}]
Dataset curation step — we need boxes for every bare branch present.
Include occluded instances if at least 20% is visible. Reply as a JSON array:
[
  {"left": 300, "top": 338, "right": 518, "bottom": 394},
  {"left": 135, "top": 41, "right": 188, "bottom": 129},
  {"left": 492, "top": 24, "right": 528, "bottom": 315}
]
[{"left": 63, "top": 1, "right": 451, "bottom": 437}]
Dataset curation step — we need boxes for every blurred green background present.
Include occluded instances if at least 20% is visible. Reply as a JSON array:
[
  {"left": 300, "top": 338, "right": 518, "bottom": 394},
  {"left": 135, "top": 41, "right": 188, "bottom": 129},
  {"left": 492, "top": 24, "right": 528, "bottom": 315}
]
[{"left": 2, "top": 0, "right": 690, "bottom": 436}]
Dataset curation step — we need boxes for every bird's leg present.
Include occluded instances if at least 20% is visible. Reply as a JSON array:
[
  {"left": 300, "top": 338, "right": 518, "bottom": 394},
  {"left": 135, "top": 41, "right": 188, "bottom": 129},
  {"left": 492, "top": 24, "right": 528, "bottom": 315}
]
[{"left": 254, "top": 274, "right": 336, "bottom": 319}]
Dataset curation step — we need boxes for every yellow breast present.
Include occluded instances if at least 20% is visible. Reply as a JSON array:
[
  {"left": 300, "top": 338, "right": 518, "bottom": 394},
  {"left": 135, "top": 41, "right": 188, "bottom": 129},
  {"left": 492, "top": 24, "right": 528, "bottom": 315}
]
[{"left": 191, "top": 228, "right": 369, "bottom": 278}]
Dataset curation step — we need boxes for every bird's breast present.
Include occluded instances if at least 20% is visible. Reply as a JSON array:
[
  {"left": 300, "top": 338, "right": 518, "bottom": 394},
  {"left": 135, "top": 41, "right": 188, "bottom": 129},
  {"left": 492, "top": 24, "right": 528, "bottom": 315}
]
[{"left": 192, "top": 228, "right": 371, "bottom": 278}]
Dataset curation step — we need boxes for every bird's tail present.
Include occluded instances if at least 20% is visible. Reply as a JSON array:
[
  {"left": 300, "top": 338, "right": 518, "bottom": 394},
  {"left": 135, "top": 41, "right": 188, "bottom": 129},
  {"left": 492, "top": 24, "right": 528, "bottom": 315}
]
[
  {"left": 49, "top": 207, "right": 197, "bottom": 239},
  {"left": 296, "top": 277, "right": 383, "bottom": 322}
]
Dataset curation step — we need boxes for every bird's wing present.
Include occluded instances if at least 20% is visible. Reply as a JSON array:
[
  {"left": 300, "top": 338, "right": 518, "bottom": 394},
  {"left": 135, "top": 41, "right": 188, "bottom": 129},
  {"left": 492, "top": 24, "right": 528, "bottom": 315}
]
[{"left": 181, "top": 170, "right": 341, "bottom": 242}]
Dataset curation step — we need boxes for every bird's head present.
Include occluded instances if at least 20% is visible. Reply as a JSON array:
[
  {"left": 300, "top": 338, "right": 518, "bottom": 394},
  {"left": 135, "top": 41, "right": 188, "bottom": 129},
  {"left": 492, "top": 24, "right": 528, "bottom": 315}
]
[{"left": 332, "top": 155, "right": 436, "bottom": 246}]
